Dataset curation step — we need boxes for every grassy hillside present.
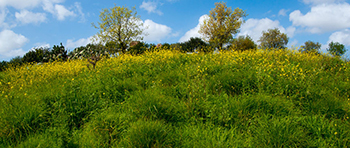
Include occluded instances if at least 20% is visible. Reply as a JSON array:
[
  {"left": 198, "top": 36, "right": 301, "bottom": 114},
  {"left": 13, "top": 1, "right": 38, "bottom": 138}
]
[{"left": 1, "top": 49, "right": 350, "bottom": 147}]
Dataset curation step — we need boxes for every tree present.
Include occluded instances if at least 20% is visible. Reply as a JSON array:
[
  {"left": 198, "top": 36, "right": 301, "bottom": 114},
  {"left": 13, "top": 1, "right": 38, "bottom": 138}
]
[
  {"left": 22, "top": 47, "right": 50, "bottom": 63},
  {"left": 327, "top": 41, "right": 347, "bottom": 57},
  {"left": 93, "top": 5, "right": 144, "bottom": 54},
  {"left": 128, "top": 42, "right": 148, "bottom": 55},
  {"left": 180, "top": 37, "right": 208, "bottom": 53},
  {"left": 0, "top": 61, "right": 8, "bottom": 71},
  {"left": 8, "top": 56, "right": 23, "bottom": 69},
  {"left": 259, "top": 28, "right": 288, "bottom": 50},
  {"left": 300, "top": 40, "right": 321, "bottom": 54},
  {"left": 69, "top": 43, "right": 110, "bottom": 60},
  {"left": 50, "top": 43, "right": 68, "bottom": 61},
  {"left": 230, "top": 35, "right": 256, "bottom": 52},
  {"left": 199, "top": 2, "right": 246, "bottom": 49}
]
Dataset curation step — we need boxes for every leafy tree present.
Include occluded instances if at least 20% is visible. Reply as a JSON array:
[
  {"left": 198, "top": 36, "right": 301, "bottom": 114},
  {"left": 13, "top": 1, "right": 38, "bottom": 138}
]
[
  {"left": 327, "top": 41, "right": 347, "bottom": 57},
  {"left": 22, "top": 47, "right": 50, "bottom": 63},
  {"left": 93, "top": 5, "right": 144, "bottom": 54},
  {"left": 8, "top": 56, "right": 23, "bottom": 69},
  {"left": 0, "top": 61, "right": 8, "bottom": 71},
  {"left": 199, "top": 2, "right": 246, "bottom": 49},
  {"left": 230, "top": 35, "right": 256, "bottom": 52},
  {"left": 300, "top": 40, "right": 321, "bottom": 54},
  {"left": 105, "top": 41, "right": 118, "bottom": 53},
  {"left": 50, "top": 43, "right": 68, "bottom": 61},
  {"left": 170, "top": 43, "right": 182, "bottom": 52},
  {"left": 69, "top": 43, "right": 109, "bottom": 59},
  {"left": 162, "top": 43, "right": 171, "bottom": 50},
  {"left": 259, "top": 28, "right": 289, "bottom": 50},
  {"left": 128, "top": 42, "right": 148, "bottom": 55},
  {"left": 180, "top": 37, "right": 208, "bottom": 53}
]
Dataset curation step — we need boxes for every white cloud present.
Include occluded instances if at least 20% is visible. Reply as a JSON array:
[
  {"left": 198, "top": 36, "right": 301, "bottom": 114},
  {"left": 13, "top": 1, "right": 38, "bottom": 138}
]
[
  {"left": 290, "top": 3, "right": 350, "bottom": 33},
  {"left": 0, "top": 0, "right": 64, "bottom": 9},
  {"left": 41, "top": 0, "right": 77, "bottom": 21},
  {"left": 33, "top": 42, "right": 50, "bottom": 48},
  {"left": 0, "top": 0, "right": 78, "bottom": 21},
  {"left": 238, "top": 18, "right": 296, "bottom": 43},
  {"left": 54, "top": 4, "right": 75, "bottom": 21},
  {"left": 278, "top": 9, "right": 289, "bottom": 16},
  {"left": 0, "top": 0, "right": 42, "bottom": 9},
  {"left": 0, "top": 8, "right": 8, "bottom": 28},
  {"left": 30, "top": 42, "right": 50, "bottom": 51},
  {"left": 0, "top": 29, "right": 28, "bottom": 58},
  {"left": 66, "top": 36, "right": 94, "bottom": 49},
  {"left": 302, "top": 0, "right": 345, "bottom": 5},
  {"left": 15, "top": 10, "right": 46, "bottom": 24},
  {"left": 143, "top": 19, "right": 172, "bottom": 42},
  {"left": 328, "top": 29, "right": 350, "bottom": 46},
  {"left": 74, "top": 2, "right": 85, "bottom": 22},
  {"left": 178, "top": 15, "right": 208, "bottom": 42},
  {"left": 140, "top": 1, "right": 163, "bottom": 15}
]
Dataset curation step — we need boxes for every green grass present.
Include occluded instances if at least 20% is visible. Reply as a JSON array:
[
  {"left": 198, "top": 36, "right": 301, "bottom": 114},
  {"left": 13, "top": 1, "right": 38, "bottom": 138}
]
[{"left": 1, "top": 49, "right": 350, "bottom": 147}]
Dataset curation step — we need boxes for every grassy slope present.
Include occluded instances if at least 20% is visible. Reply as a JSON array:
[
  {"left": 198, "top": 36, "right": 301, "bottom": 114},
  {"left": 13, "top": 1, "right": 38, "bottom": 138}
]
[{"left": 0, "top": 49, "right": 350, "bottom": 147}]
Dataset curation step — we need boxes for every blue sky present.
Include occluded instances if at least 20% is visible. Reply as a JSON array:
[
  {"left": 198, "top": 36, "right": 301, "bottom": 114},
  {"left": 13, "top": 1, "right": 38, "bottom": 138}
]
[{"left": 1, "top": 0, "right": 350, "bottom": 61}]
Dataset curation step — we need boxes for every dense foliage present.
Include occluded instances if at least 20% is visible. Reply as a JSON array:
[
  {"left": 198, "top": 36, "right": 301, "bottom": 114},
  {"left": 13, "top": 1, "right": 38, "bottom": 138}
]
[
  {"left": 229, "top": 35, "right": 257, "bottom": 52},
  {"left": 328, "top": 41, "right": 348, "bottom": 57},
  {"left": 199, "top": 2, "right": 246, "bottom": 49},
  {"left": 259, "top": 28, "right": 289, "bottom": 50},
  {"left": 301, "top": 40, "right": 321, "bottom": 54},
  {"left": 92, "top": 5, "right": 144, "bottom": 54},
  {"left": 1, "top": 48, "right": 350, "bottom": 147}
]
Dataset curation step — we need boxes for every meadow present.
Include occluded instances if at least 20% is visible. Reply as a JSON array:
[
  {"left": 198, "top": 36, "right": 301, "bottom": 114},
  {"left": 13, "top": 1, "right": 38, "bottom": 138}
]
[{"left": 1, "top": 48, "right": 350, "bottom": 147}]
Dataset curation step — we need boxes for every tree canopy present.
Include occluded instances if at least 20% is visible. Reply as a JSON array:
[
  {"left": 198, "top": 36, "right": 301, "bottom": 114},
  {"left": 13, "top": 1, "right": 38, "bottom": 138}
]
[
  {"left": 327, "top": 41, "right": 347, "bottom": 57},
  {"left": 230, "top": 35, "right": 257, "bottom": 52},
  {"left": 258, "top": 28, "right": 289, "bottom": 50},
  {"left": 300, "top": 41, "right": 321, "bottom": 54},
  {"left": 92, "top": 5, "right": 144, "bottom": 54},
  {"left": 199, "top": 2, "right": 246, "bottom": 49}
]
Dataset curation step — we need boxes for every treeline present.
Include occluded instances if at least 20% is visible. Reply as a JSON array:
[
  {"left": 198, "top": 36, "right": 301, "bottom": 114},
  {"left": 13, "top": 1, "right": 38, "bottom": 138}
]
[
  {"left": 0, "top": 37, "right": 210, "bottom": 71},
  {"left": 0, "top": 32, "right": 348, "bottom": 72},
  {"left": 1, "top": 1, "right": 348, "bottom": 72}
]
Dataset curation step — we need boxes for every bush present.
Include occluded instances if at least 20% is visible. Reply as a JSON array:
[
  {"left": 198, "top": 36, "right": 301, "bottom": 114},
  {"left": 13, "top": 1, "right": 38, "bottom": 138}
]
[
  {"left": 22, "top": 47, "right": 50, "bottom": 63},
  {"left": 128, "top": 42, "right": 148, "bottom": 55},
  {"left": 180, "top": 37, "right": 209, "bottom": 53},
  {"left": 327, "top": 41, "right": 347, "bottom": 57},
  {"left": 229, "top": 35, "right": 257, "bottom": 52}
]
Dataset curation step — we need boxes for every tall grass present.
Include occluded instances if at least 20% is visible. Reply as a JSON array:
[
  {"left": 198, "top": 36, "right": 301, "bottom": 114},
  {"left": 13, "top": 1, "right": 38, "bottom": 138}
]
[{"left": 1, "top": 49, "right": 349, "bottom": 147}]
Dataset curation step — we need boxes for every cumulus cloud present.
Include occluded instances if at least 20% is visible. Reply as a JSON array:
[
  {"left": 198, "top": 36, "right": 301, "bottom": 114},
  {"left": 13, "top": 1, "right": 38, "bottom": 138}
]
[
  {"left": 42, "top": 1, "right": 76, "bottom": 21},
  {"left": 178, "top": 15, "right": 208, "bottom": 42},
  {"left": 302, "top": 0, "right": 345, "bottom": 5},
  {"left": 32, "top": 42, "right": 50, "bottom": 49},
  {"left": 143, "top": 19, "right": 172, "bottom": 42},
  {"left": 0, "top": 0, "right": 64, "bottom": 9},
  {"left": 15, "top": 10, "right": 46, "bottom": 24},
  {"left": 66, "top": 36, "right": 94, "bottom": 49},
  {"left": 278, "top": 9, "right": 289, "bottom": 16},
  {"left": 0, "top": 0, "right": 42, "bottom": 9},
  {"left": 290, "top": 3, "right": 350, "bottom": 33},
  {"left": 237, "top": 18, "right": 296, "bottom": 42},
  {"left": 328, "top": 29, "right": 350, "bottom": 46},
  {"left": 0, "top": 29, "right": 28, "bottom": 58},
  {"left": 0, "top": 0, "right": 79, "bottom": 21},
  {"left": 74, "top": 2, "right": 85, "bottom": 22},
  {"left": 0, "top": 8, "right": 8, "bottom": 28},
  {"left": 54, "top": 4, "right": 75, "bottom": 20},
  {"left": 140, "top": 1, "right": 163, "bottom": 15}
]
